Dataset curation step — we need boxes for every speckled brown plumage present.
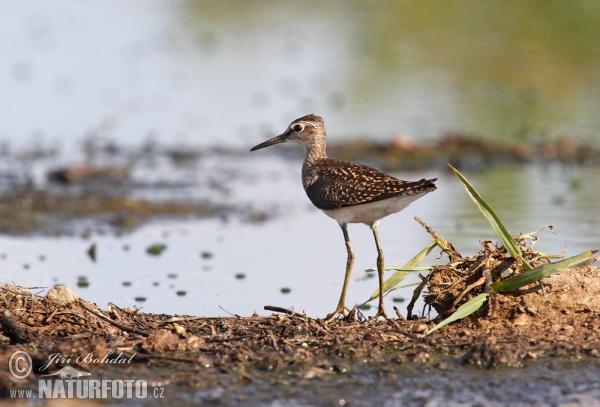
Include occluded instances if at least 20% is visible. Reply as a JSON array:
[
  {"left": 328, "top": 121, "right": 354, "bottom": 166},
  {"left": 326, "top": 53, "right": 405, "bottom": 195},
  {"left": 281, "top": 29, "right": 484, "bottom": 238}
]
[
  {"left": 303, "top": 158, "right": 437, "bottom": 210},
  {"left": 250, "top": 113, "right": 437, "bottom": 322}
]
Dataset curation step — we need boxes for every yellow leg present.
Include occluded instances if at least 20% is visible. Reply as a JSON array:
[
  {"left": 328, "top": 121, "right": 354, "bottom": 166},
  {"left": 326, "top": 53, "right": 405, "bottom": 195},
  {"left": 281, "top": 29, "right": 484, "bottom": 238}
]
[
  {"left": 324, "top": 223, "right": 354, "bottom": 322},
  {"left": 371, "top": 222, "right": 389, "bottom": 320}
]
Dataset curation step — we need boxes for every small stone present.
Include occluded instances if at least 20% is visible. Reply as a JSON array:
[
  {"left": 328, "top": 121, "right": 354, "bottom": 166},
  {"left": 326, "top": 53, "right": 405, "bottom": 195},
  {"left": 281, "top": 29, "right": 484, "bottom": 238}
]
[
  {"left": 525, "top": 306, "right": 537, "bottom": 315},
  {"left": 414, "top": 352, "right": 429, "bottom": 363},
  {"left": 485, "top": 336, "right": 497, "bottom": 346},
  {"left": 173, "top": 324, "right": 186, "bottom": 336},
  {"left": 551, "top": 324, "right": 562, "bottom": 332},
  {"left": 500, "top": 267, "right": 514, "bottom": 279},
  {"left": 512, "top": 314, "right": 529, "bottom": 326},
  {"left": 46, "top": 285, "right": 79, "bottom": 305}
]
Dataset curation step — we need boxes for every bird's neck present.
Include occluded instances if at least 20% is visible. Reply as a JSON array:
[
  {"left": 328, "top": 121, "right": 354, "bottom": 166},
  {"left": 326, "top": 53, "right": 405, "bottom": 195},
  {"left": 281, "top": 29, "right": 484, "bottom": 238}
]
[
  {"left": 303, "top": 139, "right": 327, "bottom": 167},
  {"left": 301, "top": 139, "right": 327, "bottom": 190}
]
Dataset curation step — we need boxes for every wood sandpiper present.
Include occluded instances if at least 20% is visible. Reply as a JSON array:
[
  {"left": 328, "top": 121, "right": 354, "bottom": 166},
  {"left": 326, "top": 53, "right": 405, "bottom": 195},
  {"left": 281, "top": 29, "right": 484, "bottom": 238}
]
[{"left": 251, "top": 114, "right": 437, "bottom": 322}]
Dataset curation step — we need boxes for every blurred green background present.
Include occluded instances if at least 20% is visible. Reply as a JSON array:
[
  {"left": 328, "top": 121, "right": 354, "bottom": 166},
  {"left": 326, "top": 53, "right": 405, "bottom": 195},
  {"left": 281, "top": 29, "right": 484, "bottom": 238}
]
[{"left": 1, "top": 0, "right": 599, "bottom": 147}]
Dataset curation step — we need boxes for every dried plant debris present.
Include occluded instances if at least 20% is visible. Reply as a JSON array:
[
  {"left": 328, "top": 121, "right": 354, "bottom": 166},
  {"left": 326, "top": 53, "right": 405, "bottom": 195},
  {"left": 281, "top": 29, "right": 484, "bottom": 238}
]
[
  {"left": 1, "top": 273, "right": 600, "bottom": 399},
  {"left": 415, "top": 217, "right": 598, "bottom": 335},
  {"left": 424, "top": 238, "right": 546, "bottom": 317}
]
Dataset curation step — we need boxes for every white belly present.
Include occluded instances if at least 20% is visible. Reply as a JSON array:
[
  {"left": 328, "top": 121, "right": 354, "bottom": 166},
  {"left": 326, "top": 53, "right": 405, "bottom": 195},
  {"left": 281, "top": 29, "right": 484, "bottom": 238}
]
[{"left": 321, "top": 193, "right": 426, "bottom": 225}]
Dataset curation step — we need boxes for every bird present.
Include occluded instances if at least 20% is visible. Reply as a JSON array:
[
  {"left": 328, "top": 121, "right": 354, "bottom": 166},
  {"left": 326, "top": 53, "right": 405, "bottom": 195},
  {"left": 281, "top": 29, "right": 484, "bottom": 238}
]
[{"left": 250, "top": 114, "right": 437, "bottom": 322}]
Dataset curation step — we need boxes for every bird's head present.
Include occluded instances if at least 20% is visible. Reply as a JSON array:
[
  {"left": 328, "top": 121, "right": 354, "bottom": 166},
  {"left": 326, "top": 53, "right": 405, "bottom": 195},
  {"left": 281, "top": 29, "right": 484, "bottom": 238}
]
[{"left": 250, "top": 114, "right": 326, "bottom": 151}]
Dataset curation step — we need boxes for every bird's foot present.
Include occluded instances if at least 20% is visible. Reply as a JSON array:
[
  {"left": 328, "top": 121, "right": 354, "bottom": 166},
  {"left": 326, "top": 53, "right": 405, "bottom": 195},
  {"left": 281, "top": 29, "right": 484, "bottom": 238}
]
[
  {"left": 372, "top": 307, "right": 389, "bottom": 321},
  {"left": 323, "top": 306, "right": 351, "bottom": 323}
]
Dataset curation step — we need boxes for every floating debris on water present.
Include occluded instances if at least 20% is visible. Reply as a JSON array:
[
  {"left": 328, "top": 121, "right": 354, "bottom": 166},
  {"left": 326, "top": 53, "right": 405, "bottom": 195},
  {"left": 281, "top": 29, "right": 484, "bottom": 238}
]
[
  {"left": 87, "top": 243, "right": 97, "bottom": 262},
  {"left": 77, "top": 276, "right": 90, "bottom": 288},
  {"left": 147, "top": 244, "right": 167, "bottom": 256}
]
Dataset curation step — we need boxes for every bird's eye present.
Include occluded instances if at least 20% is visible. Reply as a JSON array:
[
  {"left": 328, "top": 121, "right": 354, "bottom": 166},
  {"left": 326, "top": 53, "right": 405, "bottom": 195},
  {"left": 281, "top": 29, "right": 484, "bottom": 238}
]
[{"left": 293, "top": 124, "right": 303, "bottom": 132}]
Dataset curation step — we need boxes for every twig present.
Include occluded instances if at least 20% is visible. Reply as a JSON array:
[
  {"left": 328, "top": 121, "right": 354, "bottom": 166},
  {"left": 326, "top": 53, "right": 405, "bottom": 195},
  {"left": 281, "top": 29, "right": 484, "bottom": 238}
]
[
  {"left": 451, "top": 276, "right": 485, "bottom": 310},
  {"left": 264, "top": 305, "right": 297, "bottom": 316},
  {"left": 47, "top": 311, "right": 89, "bottom": 324},
  {"left": 158, "top": 316, "right": 205, "bottom": 327},
  {"left": 218, "top": 305, "right": 241, "bottom": 318},
  {"left": 393, "top": 306, "right": 406, "bottom": 320},
  {"left": 0, "top": 290, "right": 8, "bottom": 308},
  {"left": 414, "top": 217, "right": 461, "bottom": 260},
  {"left": 204, "top": 335, "right": 248, "bottom": 343},
  {"left": 79, "top": 301, "right": 149, "bottom": 337},
  {"left": 269, "top": 332, "right": 279, "bottom": 351}
]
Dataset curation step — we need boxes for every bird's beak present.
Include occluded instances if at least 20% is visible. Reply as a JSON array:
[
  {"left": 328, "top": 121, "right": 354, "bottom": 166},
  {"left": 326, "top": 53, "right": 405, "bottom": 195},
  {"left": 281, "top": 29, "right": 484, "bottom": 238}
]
[{"left": 250, "top": 132, "right": 288, "bottom": 151}]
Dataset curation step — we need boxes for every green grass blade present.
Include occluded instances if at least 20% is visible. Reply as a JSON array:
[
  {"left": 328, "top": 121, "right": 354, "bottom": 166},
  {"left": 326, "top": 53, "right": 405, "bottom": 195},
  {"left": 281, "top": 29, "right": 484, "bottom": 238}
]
[
  {"left": 366, "top": 241, "right": 437, "bottom": 302},
  {"left": 405, "top": 240, "right": 438, "bottom": 267},
  {"left": 449, "top": 164, "right": 531, "bottom": 270},
  {"left": 358, "top": 266, "right": 431, "bottom": 275},
  {"left": 426, "top": 293, "right": 488, "bottom": 336},
  {"left": 490, "top": 250, "right": 597, "bottom": 292},
  {"left": 387, "top": 281, "right": 421, "bottom": 292},
  {"left": 364, "top": 268, "right": 431, "bottom": 302}
]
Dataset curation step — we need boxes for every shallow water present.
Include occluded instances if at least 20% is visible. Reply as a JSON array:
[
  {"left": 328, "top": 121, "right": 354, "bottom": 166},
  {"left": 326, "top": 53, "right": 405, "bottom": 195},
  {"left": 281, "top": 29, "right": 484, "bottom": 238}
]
[
  {"left": 177, "top": 361, "right": 600, "bottom": 407},
  {"left": 1, "top": 158, "right": 598, "bottom": 320},
  {"left": 2, "top": 3, "right": 600, "bottom": 403}
]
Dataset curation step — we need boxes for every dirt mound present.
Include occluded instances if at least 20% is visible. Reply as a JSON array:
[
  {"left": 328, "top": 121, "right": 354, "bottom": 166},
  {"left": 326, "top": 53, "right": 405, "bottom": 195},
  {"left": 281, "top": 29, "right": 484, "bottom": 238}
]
[{"left": 1, "top": 269, "right": 600, "bottom": 398}]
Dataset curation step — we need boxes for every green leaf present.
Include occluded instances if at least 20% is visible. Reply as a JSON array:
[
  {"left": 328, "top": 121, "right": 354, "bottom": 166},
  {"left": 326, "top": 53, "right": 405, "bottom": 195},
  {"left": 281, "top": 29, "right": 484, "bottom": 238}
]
[
  {"left": 490, "top": 250, "right": 598, "bottom": 292},
  {"left": 146, "top": 244, "right": 167, "bottom": 256},
  {"left": 405, "top": 240, "right": 438, "bottom": 267},
  {"left": 366, "top": 240, "right": 437, "bottom": 302},
  {"left": 449, "top": 164, "right": 531, "bottom": 270},
  {"left": 426, "top": 293, "right": 488, "bottom": 336},
  {"left": 407, "top": 278, "right": 428, "bottom": 319},
  {"left": 386, "top": 281, "right": 421, "bottom": 292}
]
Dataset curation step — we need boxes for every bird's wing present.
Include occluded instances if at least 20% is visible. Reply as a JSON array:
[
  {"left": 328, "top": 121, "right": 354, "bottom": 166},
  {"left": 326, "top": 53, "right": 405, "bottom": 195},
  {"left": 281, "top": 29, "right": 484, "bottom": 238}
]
[{"left": 305, "top": 159, "right": 437, "bottom": 210}]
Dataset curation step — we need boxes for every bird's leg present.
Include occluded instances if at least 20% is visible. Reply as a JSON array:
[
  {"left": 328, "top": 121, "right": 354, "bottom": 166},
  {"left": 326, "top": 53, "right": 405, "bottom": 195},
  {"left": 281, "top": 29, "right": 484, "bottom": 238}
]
[
  {"left": 324, "top": 223, "right": 354, "bottom": 322},
  {"left": 371, "top": 222, "right": 389, "bottom": 320}
]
